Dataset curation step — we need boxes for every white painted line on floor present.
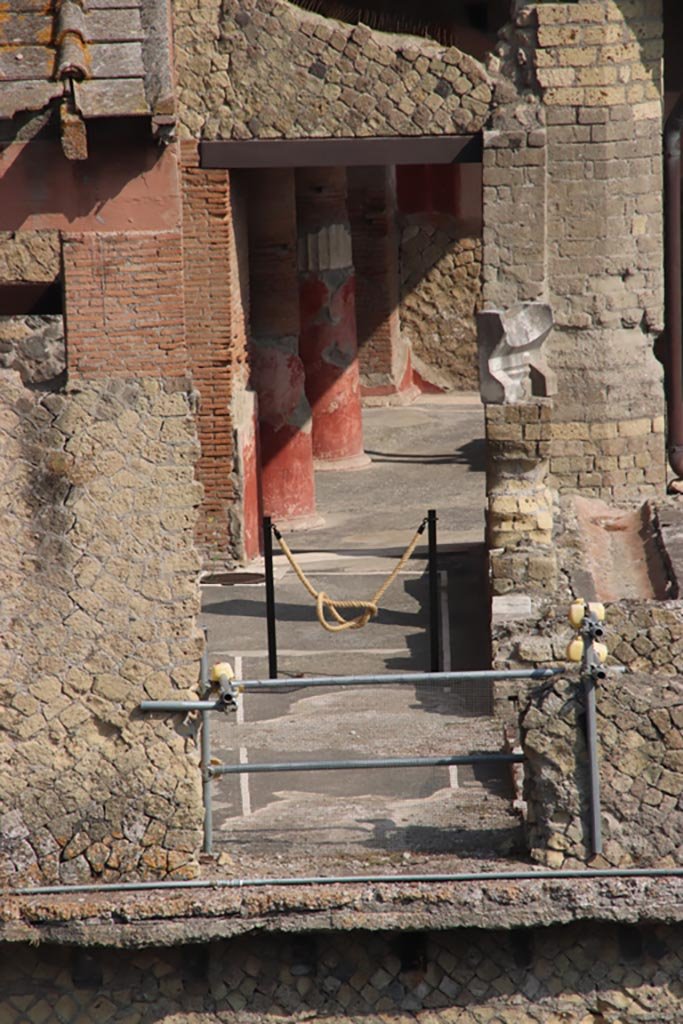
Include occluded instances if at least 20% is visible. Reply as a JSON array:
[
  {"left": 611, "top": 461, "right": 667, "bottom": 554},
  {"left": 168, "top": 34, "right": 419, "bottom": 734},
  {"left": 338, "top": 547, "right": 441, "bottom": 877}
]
[
  {"left": 202, "top": 569, "right": 426, "bottom": 588},
  {"left": 297, "top": 570, "right": 426, "bottom": 577},
  {"left": 211, "top": 647, "right": 410, "bottom": 658},
  {"left": 234, "top": 655, "right": 252, "bottom": 818}
]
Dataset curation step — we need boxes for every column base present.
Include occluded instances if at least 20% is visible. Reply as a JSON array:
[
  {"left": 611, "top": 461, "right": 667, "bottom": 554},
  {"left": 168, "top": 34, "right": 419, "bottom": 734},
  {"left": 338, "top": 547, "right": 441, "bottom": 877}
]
[
  {"left": 314, "top": 452, "right": 372, "bottom": 472},
  {"left": 272, "top": 511, "right": 326, "bottom": 531}
]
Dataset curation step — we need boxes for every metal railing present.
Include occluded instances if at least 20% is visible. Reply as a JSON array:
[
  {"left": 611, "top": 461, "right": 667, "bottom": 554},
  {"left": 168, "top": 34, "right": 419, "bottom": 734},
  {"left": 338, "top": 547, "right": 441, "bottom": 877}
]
[
  {"left": 140, "top": 607, "right": 608, "bottom": 862},
  {"left": 140, "top": 660, "right": 562, "bottom": 855}
]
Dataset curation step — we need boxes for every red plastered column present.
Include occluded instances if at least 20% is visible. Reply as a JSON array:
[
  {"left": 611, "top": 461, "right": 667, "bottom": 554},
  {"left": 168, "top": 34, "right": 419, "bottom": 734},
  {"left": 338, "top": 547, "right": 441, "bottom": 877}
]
[
  {"left": 296, "top": 167, "right": 368, "bottom": 470},
  {"left": 247, "top": 169, "right": 318, "bottom": 525}
]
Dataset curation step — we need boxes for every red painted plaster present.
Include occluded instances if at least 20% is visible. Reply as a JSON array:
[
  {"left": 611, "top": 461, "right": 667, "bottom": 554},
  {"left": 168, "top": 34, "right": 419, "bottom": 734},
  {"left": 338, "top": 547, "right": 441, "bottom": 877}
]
[
  {"left": 241, "top": 405, "right": 262, "bottom": 561},
  {"left": 251, "top": 345, "right": 316, "bottom": 519},
  {"left": 299, "top": 272, "right": 364, "bottom": 464},
  {"left": 361, "top": 351, "right": 420, "bottom": 399},
  {"left": 259, "top": 425, "right": 317, "bottom": 520},
  {"left": 0, "top": 141, "right": 181, "bottom": 233}
]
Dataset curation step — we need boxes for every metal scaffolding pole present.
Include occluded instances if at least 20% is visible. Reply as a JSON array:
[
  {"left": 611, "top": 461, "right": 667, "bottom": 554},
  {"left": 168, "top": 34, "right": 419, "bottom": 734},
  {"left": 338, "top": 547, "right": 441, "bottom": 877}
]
[
  {"left": 199, "top": 630, "right": 213, "bottom": 855},
  {"left": 208, "top": 752, "right": 524, "bottom": 776},
  {"left": 139, "top": 666, "right": 564, "bottom": 714}
]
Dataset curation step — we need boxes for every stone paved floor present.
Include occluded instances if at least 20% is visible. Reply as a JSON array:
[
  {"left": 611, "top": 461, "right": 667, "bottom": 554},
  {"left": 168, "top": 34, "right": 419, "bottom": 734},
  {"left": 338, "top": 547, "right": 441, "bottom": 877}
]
[{"left": 200, "top": 395, "right": 524, "bottom": 877}]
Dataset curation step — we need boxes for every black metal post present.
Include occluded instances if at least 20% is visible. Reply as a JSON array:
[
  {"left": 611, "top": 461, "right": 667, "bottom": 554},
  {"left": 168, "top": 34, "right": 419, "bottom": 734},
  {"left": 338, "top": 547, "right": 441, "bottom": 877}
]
[
  {"left": 263, "top": 516, "right": 278, "bottom": 679},
  {"left": 428, "top": 509, "right": 440, "bottom": 672},
  {"left": 581, "top": 610, "right": 604, "bottom": 857},
  {"left": 584, "top": 671, "right": 603, "bottom": 857},
  {"left": 199, "top": 627, "right": 213, "bottom": 854}
]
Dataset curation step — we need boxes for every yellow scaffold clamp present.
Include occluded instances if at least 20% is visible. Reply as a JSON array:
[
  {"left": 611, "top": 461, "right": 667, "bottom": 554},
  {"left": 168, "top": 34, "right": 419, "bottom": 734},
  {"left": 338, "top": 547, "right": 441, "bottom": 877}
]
[
  {"left": 209, "top": 661, "right": 238, "bottom": 711},
  {"left": 567, "top": 598, "right": 606, "bottom": 629},
  {"left": 566, "top": 599, "right": 608, "bottom": 678}
]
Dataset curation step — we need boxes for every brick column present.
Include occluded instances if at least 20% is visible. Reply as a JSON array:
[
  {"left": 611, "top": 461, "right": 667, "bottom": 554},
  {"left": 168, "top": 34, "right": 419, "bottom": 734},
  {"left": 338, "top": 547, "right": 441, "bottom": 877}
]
[
  {"left": 296, "top": 167, "right": 368, "bottom": 469},
  {"left": 247, "top": 169, "right": 317, "bottom": 524},
  {"left": 348, "top": 166, "right": 416, "bottom": 403},
  {"left": 181, "top": 143, "right": 260, "bottom": 564}
]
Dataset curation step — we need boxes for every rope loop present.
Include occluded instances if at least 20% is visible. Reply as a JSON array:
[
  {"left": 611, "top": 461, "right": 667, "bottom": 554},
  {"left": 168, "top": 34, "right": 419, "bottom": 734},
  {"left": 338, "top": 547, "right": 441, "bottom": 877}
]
[{"left": 273, "top": 518, "right": 427, "bottom": 633}]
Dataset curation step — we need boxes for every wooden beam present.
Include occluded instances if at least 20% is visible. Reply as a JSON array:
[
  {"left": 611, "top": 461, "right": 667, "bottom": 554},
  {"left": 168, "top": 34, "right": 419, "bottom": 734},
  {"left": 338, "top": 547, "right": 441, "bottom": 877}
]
[{"left": 200, "top": 134, "right": 482, "bottom": 169}]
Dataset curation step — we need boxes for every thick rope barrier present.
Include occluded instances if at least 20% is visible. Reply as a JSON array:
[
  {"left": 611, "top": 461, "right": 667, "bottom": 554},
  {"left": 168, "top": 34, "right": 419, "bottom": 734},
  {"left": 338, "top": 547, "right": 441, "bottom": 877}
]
[{"left": 273, "top": 518, "right": 427, "bottom": 632}]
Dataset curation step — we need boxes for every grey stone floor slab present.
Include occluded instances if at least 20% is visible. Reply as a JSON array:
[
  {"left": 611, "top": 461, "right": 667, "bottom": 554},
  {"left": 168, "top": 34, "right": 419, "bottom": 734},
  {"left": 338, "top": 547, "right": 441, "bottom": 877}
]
[{"left": 200, "top": 395, "right": 522, "bottom": 875}]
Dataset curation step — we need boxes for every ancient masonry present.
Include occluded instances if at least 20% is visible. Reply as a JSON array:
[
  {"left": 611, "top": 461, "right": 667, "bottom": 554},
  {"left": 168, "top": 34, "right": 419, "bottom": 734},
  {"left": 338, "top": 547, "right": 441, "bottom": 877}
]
[
  {"left": 174, "top": 0, "right": 492, "bottom": 140},
  {"left": 3, "top": 921, "right": 683, "bottom": 1022},
  {"left": 523, "top": 672, "right": 683, "bottom": 869},
  {"left": 483, "top": 0, "right": 665, "bottom": 498},
  {"left": 2, "top": 1, "right": 683, "bottom": 1021},
  {"left": 0, "top": 372, "right": 204, "bottom": 885}
]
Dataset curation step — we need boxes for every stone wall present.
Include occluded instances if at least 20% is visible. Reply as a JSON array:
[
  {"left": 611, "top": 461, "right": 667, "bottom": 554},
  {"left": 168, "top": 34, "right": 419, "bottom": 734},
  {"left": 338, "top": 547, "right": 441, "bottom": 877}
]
[
  {"left": 0, "top": 316, "right": 65, "bottom": 386},
  {"left": 3, "top": 922, "right": 683, "bottom": 1021},
  {"left": 399, "top": 221, "right": 481, "bottom": 391},
  {"left": 0, "top": 231, "right": 60, "bottom": 282},
  {"left": 486, "top": 400, "right": 558, "bottom": 597},
  {"left": 489, "top": 488, "right": 683, "bottom": 674},
  {"left": 522, "top": 673, "right": 683, "bottom": 870},
  {"left": 0, "top": 372, "right": 204, "bottom": 885},
  {"left": 482, "top": 0, "right": 666, "bottom": 500},
  {"left": 174, "top": 0, "right": 492, "bottom": 139}
]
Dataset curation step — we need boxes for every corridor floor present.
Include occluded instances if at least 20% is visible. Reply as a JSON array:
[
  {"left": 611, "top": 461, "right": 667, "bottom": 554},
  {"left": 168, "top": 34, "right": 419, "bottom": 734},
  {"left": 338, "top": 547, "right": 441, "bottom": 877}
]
[{"left": 200, "top": 394, "right": 527, "bottom": 877}]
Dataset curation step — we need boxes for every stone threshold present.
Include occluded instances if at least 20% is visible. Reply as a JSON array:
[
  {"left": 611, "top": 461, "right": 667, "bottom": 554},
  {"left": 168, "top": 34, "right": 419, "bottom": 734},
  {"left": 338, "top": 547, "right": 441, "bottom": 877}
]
[{"left": 2, "top": 872, "right": 682, "bottom": 948}]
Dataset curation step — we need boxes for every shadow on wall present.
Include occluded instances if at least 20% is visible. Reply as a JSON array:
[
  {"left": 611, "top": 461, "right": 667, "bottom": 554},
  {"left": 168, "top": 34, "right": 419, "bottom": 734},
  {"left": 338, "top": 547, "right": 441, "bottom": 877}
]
[
  {"left": 287, "top": 0, "right": 510, "bottom": 58},
  {"left": 397, "top": 165, "right": 483, "bottom": 392}
]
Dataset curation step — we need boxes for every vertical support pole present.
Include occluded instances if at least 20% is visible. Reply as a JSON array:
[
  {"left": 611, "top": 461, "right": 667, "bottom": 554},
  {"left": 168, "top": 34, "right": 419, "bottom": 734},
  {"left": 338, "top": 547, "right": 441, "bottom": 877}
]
[
  {"left": 263, "top": 516, "right": 278, "bottom": 679},
  {"left": 581, "top": 610, "right": 604, "bottom": 858},
  {"left": 584, "top": 672, "right": 603, "bottom": 857},
  {"left": 428, "top": 509, "right": 441, "bottom": 673},
  {"left": 200, "top": 627, "right": 213, "bottom": 855}
]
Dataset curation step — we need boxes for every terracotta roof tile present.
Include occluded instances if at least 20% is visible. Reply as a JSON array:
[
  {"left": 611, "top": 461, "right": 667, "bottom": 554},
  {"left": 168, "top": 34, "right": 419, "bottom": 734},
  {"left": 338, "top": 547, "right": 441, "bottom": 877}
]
[{"left": 0, "top": 0, "right": 172, "bottom": 123}]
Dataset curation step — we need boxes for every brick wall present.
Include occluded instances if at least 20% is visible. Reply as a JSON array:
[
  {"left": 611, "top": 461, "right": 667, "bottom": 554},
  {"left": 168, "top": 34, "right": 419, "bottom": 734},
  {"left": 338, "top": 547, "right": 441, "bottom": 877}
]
[
  {"left": 181, "top": 144, "right": 257, "bottom": 563},
  {"left": 62, "top": 232, "right": 187, "bottom": 379},
  {"left": 348, "top": 167, "right": 411, "bottom": 398}
]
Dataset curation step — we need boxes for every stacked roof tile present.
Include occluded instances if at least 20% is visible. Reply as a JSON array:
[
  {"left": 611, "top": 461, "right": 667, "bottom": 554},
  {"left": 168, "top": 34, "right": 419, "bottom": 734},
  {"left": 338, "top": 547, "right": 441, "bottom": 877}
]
[{"left": 0, "top": 0, "right": 173, "bottom": 124}]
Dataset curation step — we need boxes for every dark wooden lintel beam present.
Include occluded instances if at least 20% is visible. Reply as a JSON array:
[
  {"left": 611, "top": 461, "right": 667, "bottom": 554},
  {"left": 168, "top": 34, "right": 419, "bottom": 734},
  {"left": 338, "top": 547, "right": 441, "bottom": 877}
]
[{"left": 200, "top": 134, "right": 482, "bottom": 169}]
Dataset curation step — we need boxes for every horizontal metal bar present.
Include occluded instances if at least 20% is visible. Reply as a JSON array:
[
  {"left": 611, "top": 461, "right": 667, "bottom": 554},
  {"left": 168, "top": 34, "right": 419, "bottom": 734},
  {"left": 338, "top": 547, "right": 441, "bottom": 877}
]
[
  {"left": 139, "top": 669, "right": 563, "bottom": 714},
  {"left": 15, "top": 866, "right": 683, "bottom": 897},
  {"left": 200, "top": 134, "right": 482, "bottom": 169},
  {"left": 237, "top": 668, "right": 563, "bottom": 692},
  {"left": 208, "top": 752, "right": 524, "bottom": 776},
  {"left": 140, "top": 700, "right": 225, "bottom": 712}
]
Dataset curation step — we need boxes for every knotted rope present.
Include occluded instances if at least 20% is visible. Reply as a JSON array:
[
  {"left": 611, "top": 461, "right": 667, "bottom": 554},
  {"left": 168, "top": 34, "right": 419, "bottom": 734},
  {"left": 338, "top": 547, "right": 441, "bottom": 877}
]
[{"left": 273, "top": 518, "right": 427, "bottom": 633}]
